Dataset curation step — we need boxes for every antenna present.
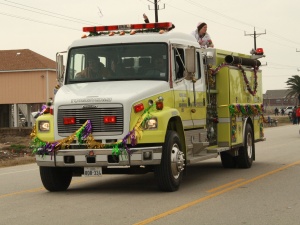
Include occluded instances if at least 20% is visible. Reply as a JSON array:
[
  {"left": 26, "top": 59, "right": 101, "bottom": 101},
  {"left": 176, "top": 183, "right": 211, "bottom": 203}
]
[{"left": 97, "top": 7, "right": 103, "bottom": 18}]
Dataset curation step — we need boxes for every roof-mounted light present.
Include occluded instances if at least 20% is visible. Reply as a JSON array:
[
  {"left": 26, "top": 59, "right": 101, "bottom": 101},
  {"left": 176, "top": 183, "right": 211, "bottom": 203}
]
[
  {"left": 255, "top": 48, "right": 264, "bottom": 55},
  {"left": 250, "top": 48, "right": 264, "bottom": 55},
  {"left": 250, "top": 48, "right": 265, "bottom": 59},
  {"left": 83, "top": 22, "right": 173, "bottom": 33}
]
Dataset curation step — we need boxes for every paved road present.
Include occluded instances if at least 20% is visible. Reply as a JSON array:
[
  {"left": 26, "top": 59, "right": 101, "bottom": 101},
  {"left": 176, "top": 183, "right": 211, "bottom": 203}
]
[{"left": 0, "top": 124, "right": 300, "bottom": 225}]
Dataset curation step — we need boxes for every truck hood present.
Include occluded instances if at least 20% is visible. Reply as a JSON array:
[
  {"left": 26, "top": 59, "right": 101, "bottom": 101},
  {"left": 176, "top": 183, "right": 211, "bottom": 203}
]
[{"left": 55, "top": 81, "right": 170, "bottom": 106}]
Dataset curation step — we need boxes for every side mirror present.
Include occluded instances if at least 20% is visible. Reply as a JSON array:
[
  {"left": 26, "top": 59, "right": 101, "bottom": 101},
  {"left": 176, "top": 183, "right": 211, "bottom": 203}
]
[
  {"left": 185, "top": 47, "right": 196, "bottom": 73},
  {"left": 56, "top": 53, "right": 65, "bottom": 85}
]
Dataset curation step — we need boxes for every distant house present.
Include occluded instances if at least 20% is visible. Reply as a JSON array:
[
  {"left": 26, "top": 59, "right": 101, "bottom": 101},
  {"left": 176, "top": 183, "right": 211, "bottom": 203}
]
[
  {"left": 0, "top": 49, "right": 57, "bottom": 127},
  {"left": 263, "top": 89, "right": 298, "bottom": 113}
]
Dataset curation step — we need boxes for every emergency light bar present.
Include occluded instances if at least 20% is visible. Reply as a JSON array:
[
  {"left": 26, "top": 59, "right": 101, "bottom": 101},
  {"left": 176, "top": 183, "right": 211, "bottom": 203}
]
[{"left": 83, "top": 22, "right": 173, "bottom": 33}]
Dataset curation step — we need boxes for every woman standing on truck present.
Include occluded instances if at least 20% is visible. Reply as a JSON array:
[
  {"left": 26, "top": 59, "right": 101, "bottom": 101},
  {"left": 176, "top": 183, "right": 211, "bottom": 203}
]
[{"left": 191, "top": 22, "right": 214, "bottom": 48}]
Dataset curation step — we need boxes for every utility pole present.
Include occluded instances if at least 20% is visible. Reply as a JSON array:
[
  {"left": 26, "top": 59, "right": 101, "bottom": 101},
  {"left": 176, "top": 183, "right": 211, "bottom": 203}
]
[
  {"left": 244, "top": 27, "right": 266, "bottom": 50},
  {"left": 147, "top": 0, "right": 165, "bottom": 22}
]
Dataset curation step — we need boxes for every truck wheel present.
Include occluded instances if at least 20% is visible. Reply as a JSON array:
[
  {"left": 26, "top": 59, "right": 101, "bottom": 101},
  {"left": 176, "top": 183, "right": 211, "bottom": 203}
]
[
  {"left": 40, "top": 167, "right": 73, "bottom": 192},
  {"left": 220, "top": 151, "right": 236, "bottom": 168},
  {"left": 237, "top": 123, "right": 254, "bottom": 168},
  {"left": 154, "top": 130, "right": 185, "bottom": 192}
]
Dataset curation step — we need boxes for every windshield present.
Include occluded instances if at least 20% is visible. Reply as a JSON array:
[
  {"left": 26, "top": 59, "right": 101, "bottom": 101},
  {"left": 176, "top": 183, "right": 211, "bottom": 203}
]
[{"left": 65, "top": 43, "right": 168, "bottom": 84}]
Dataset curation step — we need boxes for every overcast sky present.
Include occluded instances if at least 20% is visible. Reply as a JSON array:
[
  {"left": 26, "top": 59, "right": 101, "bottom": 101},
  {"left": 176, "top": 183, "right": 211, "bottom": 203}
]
[{"left": 1, "top": 0, "right": 299, "bottom": 93}]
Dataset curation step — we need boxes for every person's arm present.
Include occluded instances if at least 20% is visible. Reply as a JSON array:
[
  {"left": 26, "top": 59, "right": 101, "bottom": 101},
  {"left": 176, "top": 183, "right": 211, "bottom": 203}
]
[
  {"left": 75, "top": 68, "right": 88, "bottom": 78},
  {"left": 207, "top": 40, "right": 214, "bottom": 48},
  {"left": 206, "top": 33, "right": 214, "bottom": 48}
]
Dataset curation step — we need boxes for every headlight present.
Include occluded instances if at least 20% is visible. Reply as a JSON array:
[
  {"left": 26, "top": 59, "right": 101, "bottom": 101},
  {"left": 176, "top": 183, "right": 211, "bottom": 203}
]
[
  {"left": 144, "top": 118, "right": 157, "bottom": 130},
  {"left": 38, "top": 121, "right": 50, "bottom": 132}
]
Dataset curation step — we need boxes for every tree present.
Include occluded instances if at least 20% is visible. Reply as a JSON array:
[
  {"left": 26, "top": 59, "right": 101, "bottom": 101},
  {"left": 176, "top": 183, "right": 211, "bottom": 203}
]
[{"left": 285, "top": 75, "right": 300, "bottom": 105}]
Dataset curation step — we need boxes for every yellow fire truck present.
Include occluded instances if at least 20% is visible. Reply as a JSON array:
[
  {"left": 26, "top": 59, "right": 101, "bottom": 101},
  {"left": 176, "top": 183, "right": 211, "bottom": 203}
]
[{"left": 31, "top": 22, "right": 265, "bottom": 192}]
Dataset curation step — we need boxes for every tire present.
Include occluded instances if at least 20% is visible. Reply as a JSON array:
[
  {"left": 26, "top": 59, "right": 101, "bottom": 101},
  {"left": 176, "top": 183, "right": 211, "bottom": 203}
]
[
  {"left": 40, "top": 167, "right": 73, "bottom": 192},
  {"left": 236, "top": 123, "right": 254, "bottom": 168},
  {"left": 220, "top": 151, "right": 236, "bottom": 168},
  {"left": 154, "top": 130, "right": 185, "bottom": 192}
]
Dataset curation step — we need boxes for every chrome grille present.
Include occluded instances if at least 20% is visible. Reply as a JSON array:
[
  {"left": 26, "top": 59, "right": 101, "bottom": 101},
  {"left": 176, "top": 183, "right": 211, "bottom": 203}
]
[{"left": 57, "top": 104, "right": 123, "bottom": 136}]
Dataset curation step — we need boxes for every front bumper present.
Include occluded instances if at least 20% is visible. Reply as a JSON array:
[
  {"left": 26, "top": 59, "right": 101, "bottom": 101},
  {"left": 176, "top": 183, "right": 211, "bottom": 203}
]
[{"left": 35, "top": 146, "right": 162, "bottom": 167}]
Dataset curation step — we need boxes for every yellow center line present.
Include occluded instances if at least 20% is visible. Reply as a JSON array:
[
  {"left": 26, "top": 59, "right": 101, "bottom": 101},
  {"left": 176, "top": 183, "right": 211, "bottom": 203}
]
[
  {"left": 206, "top": 178, "right": 245, "bottom": 193},
  {"left": 0, "top": 178, "right": 88, "bottom": 199},
  {"left": 134, "top": 160, "right": 300, "bottom": 225},
  {"left": 0, "top": 187, "right": 45, "bottom": 199}
]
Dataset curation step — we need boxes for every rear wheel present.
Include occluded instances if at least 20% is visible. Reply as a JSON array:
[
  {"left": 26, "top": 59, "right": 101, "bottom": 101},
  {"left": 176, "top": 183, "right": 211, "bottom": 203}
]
[
  {"left": 236, "top": 123, "right": 254, "bottom": 168},
  {"left": 40, "top": 167, "right": 73, "bottom": 192},
  {"left": 154, "top": 130, "right": 185, "bottom": 192}
]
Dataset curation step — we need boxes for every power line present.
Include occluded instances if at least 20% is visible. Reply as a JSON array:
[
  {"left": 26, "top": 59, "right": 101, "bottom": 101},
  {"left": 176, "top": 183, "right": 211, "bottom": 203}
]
[
  {"left": 183, "top": 0, "right": 254, "bottom": 28},
  {"left": 0, "top": 11, "right": 80, "bottom": 31},
  {"left": 2, "top": 0, "right": 98, "bottom": 25},
  {"left": 183, "top": 0, "right": 300, "bottom": 47},
  {"left": 260, "top": 36, "right": 296, "bottom": 50},
  {"left": 165, "top": 2, "right": 244, "bottom": 32},
  {"left": 0, "top": 2, "right": 87, "bottom": 25},
  {"left": 167, "top": 0, "right": 300, "bottom": 49},
  {"left": 268, "top": 31, "right": 300, "bottom": 46}
]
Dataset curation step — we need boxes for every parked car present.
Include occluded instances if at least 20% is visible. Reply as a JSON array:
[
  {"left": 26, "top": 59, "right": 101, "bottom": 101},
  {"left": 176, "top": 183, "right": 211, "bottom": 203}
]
[{"left": 284, "top": 106, "right": 294, "bottom": 115}]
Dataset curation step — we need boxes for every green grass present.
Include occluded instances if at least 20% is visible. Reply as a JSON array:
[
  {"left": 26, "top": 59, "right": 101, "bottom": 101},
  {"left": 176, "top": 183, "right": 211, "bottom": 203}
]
[{"left": 8, "top": 144, "right": 28, "bottom": 153}]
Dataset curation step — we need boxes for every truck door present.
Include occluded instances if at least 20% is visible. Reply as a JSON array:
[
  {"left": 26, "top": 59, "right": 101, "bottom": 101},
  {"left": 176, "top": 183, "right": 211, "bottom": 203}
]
[
  {"left": 171, "top": 47, "right": 206, "bottom": 129},
  {"left": 172, "top": 47, "right": 193, "bottom": 129},
  {"left": 190, "top": 50, "right": 206, "bottom": 128}
]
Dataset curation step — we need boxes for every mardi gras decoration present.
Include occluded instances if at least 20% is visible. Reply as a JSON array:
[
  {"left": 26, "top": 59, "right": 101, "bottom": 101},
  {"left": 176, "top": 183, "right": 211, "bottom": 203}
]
[
  {"left": 229, "top": 104, "right": 264, "bottom": 117},
  {"left": 31, "top": 103, "right": 157, "bottom": 158},
  {"left": 231, "top": 117, "right": 237, "bottom": 143},
  {"left": 210, "top": 62, "right": 259, "bottom": 96}
]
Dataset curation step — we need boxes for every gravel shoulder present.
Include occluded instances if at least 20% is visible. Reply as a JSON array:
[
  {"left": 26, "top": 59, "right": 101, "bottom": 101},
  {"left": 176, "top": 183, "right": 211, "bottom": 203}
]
[{"left": 0, "top": 134, "right": 35, "bottom": 168}]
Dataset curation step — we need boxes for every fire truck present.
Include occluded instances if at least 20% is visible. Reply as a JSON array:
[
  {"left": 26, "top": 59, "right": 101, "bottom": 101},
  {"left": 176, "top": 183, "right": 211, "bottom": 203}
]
[{"left": 31, "top": 22, "right": 265, "bottom": 192}]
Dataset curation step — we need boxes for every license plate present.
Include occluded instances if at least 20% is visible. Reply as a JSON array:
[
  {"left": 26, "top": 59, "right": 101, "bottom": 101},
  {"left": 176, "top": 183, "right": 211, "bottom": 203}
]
[{"left": 83, "top": 167, "right": 102, "bottom": 176}]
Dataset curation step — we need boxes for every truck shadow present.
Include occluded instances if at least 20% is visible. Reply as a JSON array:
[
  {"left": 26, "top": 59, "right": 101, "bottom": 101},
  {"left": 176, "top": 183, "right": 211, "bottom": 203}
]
[{"left": 47, "top": 160, "right": 253, "bottom": 194}]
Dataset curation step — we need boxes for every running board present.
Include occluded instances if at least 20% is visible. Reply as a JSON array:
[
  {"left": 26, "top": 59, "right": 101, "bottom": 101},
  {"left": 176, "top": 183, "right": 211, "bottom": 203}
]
[
  {"left": 205, "top": 145, "right": 230, "bottom": 153},
  {"left": 192, "top": 141, "right": 209, "bottom": 149},
  {"left": 187, "top": 153, "right": 219, "bottom": 164}
]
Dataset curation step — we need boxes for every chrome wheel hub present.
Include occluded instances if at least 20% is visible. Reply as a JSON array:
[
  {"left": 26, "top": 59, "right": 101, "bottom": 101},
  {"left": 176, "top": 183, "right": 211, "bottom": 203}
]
[{"left": 170, "top": 143, "right": 185, "bottom": 179}]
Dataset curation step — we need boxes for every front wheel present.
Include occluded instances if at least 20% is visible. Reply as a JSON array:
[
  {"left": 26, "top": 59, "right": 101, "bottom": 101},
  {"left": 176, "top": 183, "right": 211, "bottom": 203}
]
[
  {"left": 40, "top": 167, "right": 73, "bottom": 192},
  {"left": 154, "top": 130, "right": 185, "bottom": 192},
  {"left": 236, "top": 123, "right": 254, "bottom": 168}
]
